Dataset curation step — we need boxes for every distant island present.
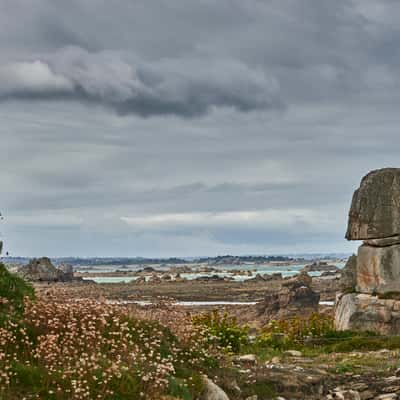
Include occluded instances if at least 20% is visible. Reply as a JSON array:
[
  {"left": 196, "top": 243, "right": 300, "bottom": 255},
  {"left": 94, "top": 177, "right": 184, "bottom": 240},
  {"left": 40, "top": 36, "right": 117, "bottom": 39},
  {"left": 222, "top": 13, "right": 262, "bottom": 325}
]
[{"left": 3, "top": 253, "right": 348, "bottom": 267}]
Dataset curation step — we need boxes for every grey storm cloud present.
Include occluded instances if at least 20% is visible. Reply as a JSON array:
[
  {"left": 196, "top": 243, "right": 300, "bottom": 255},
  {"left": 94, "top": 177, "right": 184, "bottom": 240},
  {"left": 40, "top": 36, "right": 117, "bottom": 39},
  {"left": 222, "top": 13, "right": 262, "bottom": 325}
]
[{"left": 0, "top": 47, "right": 282, "bottom": 117}]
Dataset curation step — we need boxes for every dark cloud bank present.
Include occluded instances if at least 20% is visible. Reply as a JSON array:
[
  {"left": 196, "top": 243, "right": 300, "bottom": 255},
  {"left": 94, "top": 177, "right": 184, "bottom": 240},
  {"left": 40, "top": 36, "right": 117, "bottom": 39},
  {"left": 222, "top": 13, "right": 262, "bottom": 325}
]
[
  {"left": 1, "top": 0, "right": 400, "bottom": 256},
  {"left": 0, "top": 48, "right": 282, "bottom": 117}
]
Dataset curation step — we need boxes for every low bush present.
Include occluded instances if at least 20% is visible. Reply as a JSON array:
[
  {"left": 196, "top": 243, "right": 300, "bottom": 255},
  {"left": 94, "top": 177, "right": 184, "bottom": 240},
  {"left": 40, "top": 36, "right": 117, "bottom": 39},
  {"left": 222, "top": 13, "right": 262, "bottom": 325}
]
[{"left": 193, "top": 309, "right": 249, "bottom": 353}]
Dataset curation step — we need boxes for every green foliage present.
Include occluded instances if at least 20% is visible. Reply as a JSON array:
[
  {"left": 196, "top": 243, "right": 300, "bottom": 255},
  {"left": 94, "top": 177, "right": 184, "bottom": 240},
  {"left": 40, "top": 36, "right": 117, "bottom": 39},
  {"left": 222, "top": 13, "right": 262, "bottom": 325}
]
[
  {"left": 167, "top": 371, "right": 204, "bottom": 400},
  {"left": 108, "top": 372, "right": 142, "bottom": 399},
  {"left": 193, "top": 309, "right": 249, "bottom": 353},
  {"left": 240, "top": 380, "right": 276, "bottom": 398},
  {"left": 0, "top": 262, "right": 34, "bottom": 314},
  {"left": 325, "top": 335, "right": 400, "bottom": 353},
  {"left": 257, "top": 313, "right": 334, "bottom": 348},
  {"left": 332, "top": 363, "right": 355, "bottom": 374},
  {"left": 245, "top": 311, "right": 400, "bottom": 357},
  {"left": 168, "top": 377, "right": 193, "bottom": 400},
  {"left": 9, "top": 362, "right": 45, "bottom": 395}
]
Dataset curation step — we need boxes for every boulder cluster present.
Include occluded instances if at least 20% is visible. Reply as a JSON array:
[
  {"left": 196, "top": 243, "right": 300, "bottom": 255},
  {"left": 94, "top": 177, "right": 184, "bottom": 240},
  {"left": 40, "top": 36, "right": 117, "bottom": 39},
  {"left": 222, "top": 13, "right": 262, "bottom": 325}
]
[
  {"left": 17, "top": 257, "right": 75, "bottom": 282},
  {"left": 336, "top": 168, "right": 400, "bottom": 333}
]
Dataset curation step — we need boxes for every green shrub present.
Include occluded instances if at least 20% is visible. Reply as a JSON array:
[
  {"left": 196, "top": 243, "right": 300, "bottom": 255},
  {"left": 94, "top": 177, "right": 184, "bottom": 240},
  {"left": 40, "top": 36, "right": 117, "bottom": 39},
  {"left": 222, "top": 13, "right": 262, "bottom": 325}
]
[
  {"left": 0, "top": 263, "right": 34, "bottom": 314},
  {"left": 168, "top": 371, "right": 204, "bottom": 400},
  {"left": 333, "top": 363, "right": 355, "bottom": 373},
  {"left": 193, "top": 310, "right": 249, "bottom": 353},
  {"left": 10, "top": 362, "right": 45, "bottom": 394}
]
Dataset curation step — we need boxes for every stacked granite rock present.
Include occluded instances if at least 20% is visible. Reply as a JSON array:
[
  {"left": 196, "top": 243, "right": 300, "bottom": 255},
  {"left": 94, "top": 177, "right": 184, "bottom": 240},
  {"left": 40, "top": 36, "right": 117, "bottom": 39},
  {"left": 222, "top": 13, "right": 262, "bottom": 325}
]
[{"left": 335, "top": 168, "right": 400, "bottom": 334}]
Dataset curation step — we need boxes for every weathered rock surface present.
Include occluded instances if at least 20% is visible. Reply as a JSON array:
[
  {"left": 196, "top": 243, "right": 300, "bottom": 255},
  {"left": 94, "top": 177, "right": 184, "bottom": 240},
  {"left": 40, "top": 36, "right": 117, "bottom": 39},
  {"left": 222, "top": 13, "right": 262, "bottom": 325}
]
[
  {"left": 326, "top": 389, "right": 361, "bottom": 399},
  {"left": 356, "top": 244, "right": 400, "bottom": 294},
  {"left": 335, "top": 293, "right": 400, "bottom": 334},
  {"left": 17, "top": 258, "right": 74, "bottom": 282},
  {"left": 346, "top": 168, "right": 400, "bottom": 241},
  {"left": 375, "top": 394, "right": 398, "bottom": 400},
  {"left": 236, "top": 354, "right": 257, "bottom": 364},
  {"left": 200, "top": 376, "right": 230, "bottom": 400},
  {"left": 364, "top": 235, "right": 400, "bottom": 247},
  {"left": 339, "top": 255, "right": 357, "bottom": 292},
  {"left": 284, "top": 350, "right": 303, "bottom": 357}
]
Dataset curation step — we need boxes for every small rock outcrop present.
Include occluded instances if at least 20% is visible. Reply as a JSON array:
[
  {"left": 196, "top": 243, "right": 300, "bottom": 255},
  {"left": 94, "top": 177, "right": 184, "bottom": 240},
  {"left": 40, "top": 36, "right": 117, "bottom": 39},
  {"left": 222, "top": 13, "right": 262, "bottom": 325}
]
[
  {"left": 17, "top": 258, "right": 74, "bottom": 282},
  {"left": 336, "top": 168, "right": 400, "bottom": 333},
  {"left": 257, "top": 272, "right": 320, "bottom": 320},
  {"left": 57, "top": 264, "right": 74, "bottom": 281},
  {"left": 282, "top": 271, "right": 312, "bottom": 288},
  {"left": 302, "top": 261, "right": 339, "bottom": 273},
  {"left": 200, "top": 376, "right": 230, "bottom": 400}
]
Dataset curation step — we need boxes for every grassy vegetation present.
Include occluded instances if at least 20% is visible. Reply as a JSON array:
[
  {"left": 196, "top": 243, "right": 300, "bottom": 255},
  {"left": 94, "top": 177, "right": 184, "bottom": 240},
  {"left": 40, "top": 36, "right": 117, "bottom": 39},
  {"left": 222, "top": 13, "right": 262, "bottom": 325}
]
[
  {"left": 0, "top": 296, "right": 228, "bottom": 399},
  {"left": 239, "top": 313, "right": 400, "bottom": 363},
  {"left": 0, "top": 262, "right": 34, "bottom": 313},
  {"left": 0, "top": 264, "right": 230, "bottom": 400},
  {"left": 3, "top": 264, "right": 400, "bottom": 399}
]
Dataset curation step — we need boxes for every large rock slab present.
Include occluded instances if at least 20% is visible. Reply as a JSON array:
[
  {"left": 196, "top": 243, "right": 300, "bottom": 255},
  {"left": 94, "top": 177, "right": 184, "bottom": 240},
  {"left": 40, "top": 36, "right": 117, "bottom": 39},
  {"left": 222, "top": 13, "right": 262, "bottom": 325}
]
[
  {"left": 356, "top": 244, "right": 400, "bottom": 294},
  {"left": 335, "top": 293, "right": 400, "bottom": 334},
  {"left": 346, "top": 168, "right": 400, "bottom": 240}
]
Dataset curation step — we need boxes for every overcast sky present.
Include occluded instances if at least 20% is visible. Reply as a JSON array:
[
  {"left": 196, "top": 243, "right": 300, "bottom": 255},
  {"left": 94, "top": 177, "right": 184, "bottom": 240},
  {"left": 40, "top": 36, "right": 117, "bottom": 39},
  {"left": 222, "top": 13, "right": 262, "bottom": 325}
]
[{"left": 2, "top": 0, "right": 400, "bottom": 257}]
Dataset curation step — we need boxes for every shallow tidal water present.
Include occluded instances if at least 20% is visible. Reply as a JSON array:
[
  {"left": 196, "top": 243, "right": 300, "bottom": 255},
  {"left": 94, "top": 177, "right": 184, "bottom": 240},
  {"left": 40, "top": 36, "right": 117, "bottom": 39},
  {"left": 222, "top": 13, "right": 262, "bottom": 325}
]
[{"left": 81, "top": 262, "right": 345, "bottom": 284}]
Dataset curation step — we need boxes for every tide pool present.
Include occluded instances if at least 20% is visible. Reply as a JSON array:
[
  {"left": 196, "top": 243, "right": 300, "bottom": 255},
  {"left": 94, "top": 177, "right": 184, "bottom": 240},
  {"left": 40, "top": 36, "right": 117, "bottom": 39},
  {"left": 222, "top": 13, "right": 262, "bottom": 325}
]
[{"left": 83, "top": 276, "right": 139, "bottom": 283}]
